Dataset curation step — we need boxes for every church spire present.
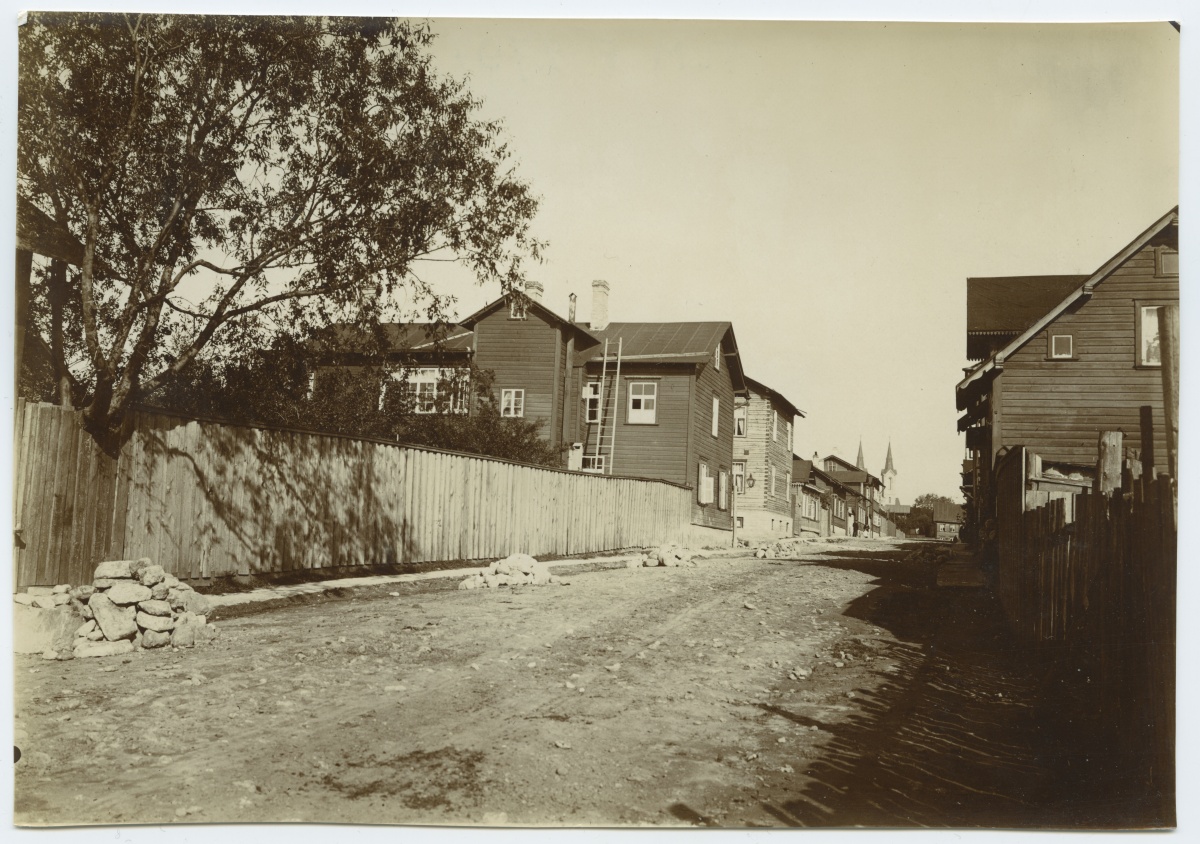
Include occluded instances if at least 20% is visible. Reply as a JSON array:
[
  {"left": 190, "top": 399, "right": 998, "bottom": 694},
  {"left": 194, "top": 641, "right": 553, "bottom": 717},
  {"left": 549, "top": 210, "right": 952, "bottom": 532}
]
[
  {"left": 856, "top": 439, "right": 865, "bottom": 470},
  {"left": 884, "top": 441, "right": 895, "bottom": 475}
]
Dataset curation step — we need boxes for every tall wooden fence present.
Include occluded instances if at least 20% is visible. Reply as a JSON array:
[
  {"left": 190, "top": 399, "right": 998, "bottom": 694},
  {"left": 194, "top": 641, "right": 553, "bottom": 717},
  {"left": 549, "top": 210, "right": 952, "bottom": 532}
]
[
  {"left": 993, "top": 436, "right": 1176, "bottom": 823},
  {"left": 12, "top": 400, "right": 698, "bottom": 588}
]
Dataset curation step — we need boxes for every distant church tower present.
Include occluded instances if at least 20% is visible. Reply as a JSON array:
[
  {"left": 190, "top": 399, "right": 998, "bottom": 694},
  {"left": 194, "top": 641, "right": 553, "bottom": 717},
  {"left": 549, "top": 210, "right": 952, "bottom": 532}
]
[
  {"left": 856, "top": 439, "right": 865, "bottom": 470},
  {"left": 881, "top": 442, "right": 898, "bottom": 504}
]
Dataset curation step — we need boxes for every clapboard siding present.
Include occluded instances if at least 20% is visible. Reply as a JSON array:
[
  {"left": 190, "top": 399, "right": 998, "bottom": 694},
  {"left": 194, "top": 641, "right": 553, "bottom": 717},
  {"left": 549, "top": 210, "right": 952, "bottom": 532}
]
[
  {"left": 473, "top": 307, "right": 561, "bottom": 439},
  {"left": 735, "top": 390, "right": 794, "bottom": 523},
  {"left": 576, "top": 364, "right": 692, "bottom": 485},
  {"left": 996, "top": 242, "right": 1178, "bottom": 466},
  {"left": 690, "top": 355, "right": 736, "bottom": 531},
  {"left": 13, "top": 401, "right": 698, "bottom": 587}
]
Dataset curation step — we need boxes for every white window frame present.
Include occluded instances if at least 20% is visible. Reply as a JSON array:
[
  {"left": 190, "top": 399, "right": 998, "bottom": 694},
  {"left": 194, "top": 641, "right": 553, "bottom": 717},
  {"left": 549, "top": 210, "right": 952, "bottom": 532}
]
[
  {"left": 1050, "top": 334, "right": 1074, "bottom": 360},
  {"left": 698, "top": 462, "right": 714, "bottom": 505},
  {"left": 718, "top": 469, "right": 729, "bottom": 510},
  {"left": 581, "top": 455, "right": 605, "bottom": 474},
  {"left": 733, "top": 461, "right": 746, "bottom": 494},
  {"left": 786, "top": 420, "right": 792, "bottom": 451},
  {"left": 1156, "top": 246, "right": 1179, "bottom": 277},
  {"left": 583, "top": 380, "right": 601, "bottom": 423},
  {"left": 767, "top": 465, "right": 776, "bottom": 498},
  {"left": 509, "top": 299, "right": 527, "bottom": 320},
  {"left": 501, "top": 388, "right": 525, "bottom": 418},
  {"left": 628, "top": 382, "right": 657, "bottom": 424},
  {"left": 772, "top": 410, "right": 778, "bottom": 442},
  {"left": 1137, "top": 302, "right": 1167, "bottom": 367},
  {"left": 714, "top": 346, "right": 721, "bottom": 371},
  {"left": 734, "top": 404, "right": 747, "bottom": 437},
  {"left": 711, "top": 395, "right": 720, "bottom": 438},
  {"left": 385, "top": 367, "right": 470, "bottom": 414}
]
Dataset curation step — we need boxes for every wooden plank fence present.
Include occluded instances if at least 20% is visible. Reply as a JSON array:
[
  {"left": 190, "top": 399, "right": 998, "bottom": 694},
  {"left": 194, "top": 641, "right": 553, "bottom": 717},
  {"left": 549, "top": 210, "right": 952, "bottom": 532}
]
[
  {"left": 12, "top": 400, "right": 701, "bottom": 588},
  {"left": 993, "top": 431, "right": 1176, "bottom": 824}
]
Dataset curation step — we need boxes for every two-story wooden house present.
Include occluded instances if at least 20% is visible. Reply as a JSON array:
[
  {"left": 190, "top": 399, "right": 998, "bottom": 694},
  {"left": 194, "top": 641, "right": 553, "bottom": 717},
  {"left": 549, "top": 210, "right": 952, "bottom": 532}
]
[
  {"left": 823, "top": 450, "right": 884, "bottom": 537},
  {"left": 957, "top": 207, "right": 1179, "bottom": 526},
  {"left": 731, "top": 377, "right": 804, "bottom": 538},
  {"left": 790, "top": 456, "right": 830, "bottom": 537}
]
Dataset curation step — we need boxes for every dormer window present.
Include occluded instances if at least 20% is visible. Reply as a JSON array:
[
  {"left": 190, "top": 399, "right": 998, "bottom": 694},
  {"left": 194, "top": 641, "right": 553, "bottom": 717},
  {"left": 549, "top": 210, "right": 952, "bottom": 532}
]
[
  {"left": 509, "top": 298, "right": 527, "bottom": 319},
  {"left": 714, "top": 346, "right": 721, "bottom": 371},
  {"left": 1049, "top": 334, "right": 1074, "bottom": 359}
]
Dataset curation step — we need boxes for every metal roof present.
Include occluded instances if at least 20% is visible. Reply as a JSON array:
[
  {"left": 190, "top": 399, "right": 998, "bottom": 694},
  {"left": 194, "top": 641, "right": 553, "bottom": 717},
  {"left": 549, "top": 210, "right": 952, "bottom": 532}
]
[
  {"left": 744, "top": 375, "right": 805, "bottom": 419},
  {"left": 576, "top": 321, "right": 748, "bottom": 394},
  {"left": 966, "top": 276, "right": 1089, "bottom": 334}
]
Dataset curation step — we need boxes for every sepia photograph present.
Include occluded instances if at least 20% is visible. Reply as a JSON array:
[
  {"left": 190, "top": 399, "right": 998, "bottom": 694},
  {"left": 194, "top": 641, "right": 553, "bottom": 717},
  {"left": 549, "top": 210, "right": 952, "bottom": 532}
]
[{"left": 5, "top": 0, "right": 1188, "bottom": 837}]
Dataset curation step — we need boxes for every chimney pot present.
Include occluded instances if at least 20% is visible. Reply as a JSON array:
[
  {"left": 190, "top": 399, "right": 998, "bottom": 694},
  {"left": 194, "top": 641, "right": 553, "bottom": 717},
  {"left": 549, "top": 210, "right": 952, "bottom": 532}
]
[
  {"left": 590, "top": 279, "right": 610, "bottom": 330},
  {"left": 525, "top": 280, "right": 544, "bottom": 302},
  {"left": 568, "top": 292, "right": 577, "bottom": 323}
]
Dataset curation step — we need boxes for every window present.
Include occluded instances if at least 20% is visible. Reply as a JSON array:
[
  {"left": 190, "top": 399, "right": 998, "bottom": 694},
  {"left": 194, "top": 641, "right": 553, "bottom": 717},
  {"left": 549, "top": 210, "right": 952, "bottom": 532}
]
[
  {"left": 786, "top": 420, "right": 792, "bottom": 451},
  {"left": 583, "top": 381, "right": 601, "bottom": 423},
  {"left": 767, "top": 466, "right": 776, "bottom": 497},
  {"left": 1136, "top": 302, "right": 1169, "bottom": 367},
  {"left": 581, "top": 455, "right": 605, "bottom": 474},
  {"left": 306, "top": 371, "right": 316, "bottom": 401},
  {"left": 1156, "top": 247, "right": 1179, "bottom": 277},
  {"left": 772, "top": 411, "right": 778, "bottom": 442},
  {"left": 509, "top": 298, "right": 527, "bottom": 319},
  {"left": 501, "top": 389, "right": 525, "bottom": 417},
  {"left": 386, "top": 367, "right": 469, "bottom": 414},
  {"left": 628, "top": 382, "right": 657, "bottom": 424},
  {"left": 711, "top": 395, "right": 720, "bottom": 437},
  {"left": 733, "top": 461, "right": 746, "bottom": 494},
  {"left": 734, "top": 404, "right": 747, "bottom": 437},
  {"left": 805, "top": 494, "right": 818, "bottom": 520},
  {"left": 736, "top": 516, "right": 744, "bottom": 529},
  {"left": 1049, "top": 334, "right": 1074, "bottom": 360},
  {"left": 714, "top": 346, "right": 721, "bottom": 371},
  {"left": 698, "top": 462, "right": 714, "bottom": 505},
  {"left": 718, "top": 470, "right": 729, "bottom": 510}
]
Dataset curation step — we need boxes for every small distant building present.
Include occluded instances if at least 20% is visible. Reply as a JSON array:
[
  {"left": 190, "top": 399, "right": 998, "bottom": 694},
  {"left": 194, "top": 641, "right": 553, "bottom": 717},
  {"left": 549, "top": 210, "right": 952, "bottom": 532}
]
[{"left": 933, "top": 501, "right": 964, "bottom": 542}]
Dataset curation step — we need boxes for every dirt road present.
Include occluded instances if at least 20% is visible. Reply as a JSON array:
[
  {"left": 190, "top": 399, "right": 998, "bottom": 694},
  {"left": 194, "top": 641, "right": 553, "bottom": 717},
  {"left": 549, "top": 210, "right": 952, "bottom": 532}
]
[{"left": 14, "top": 539, "right": 1073, "bottom": 828}]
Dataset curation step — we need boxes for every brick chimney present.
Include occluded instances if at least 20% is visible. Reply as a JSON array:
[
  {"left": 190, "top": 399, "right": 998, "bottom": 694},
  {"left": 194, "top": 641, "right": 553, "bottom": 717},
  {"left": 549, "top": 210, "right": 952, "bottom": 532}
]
[
  {"left": 525, "top": 280, "right": 543, "bottom": 302},
  {"left": 568, "top": 292, "right": 577, "bottom": 323},
  {"left": 590, "top": 280, "right": 610, "bottom": 330}
]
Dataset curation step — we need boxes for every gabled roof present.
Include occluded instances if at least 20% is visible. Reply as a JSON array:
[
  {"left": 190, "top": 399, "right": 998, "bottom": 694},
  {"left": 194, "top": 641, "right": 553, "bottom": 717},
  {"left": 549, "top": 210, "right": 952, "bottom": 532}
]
[
  {"left": 309, "top": 322, "right": 474, "bottom": 362},
  {"left": 957, "top": 207, "right": 1179, "bottom": 402},
  {"left": 576, "top": 321, "right": 748, "bottom": 394},
  {"left": 966, "top": 276, "right": 1090, "bottom": 333},
  {"left": 823, "top": 453, "right": 860, "bottom": 474},
  {"left": 459, "top": 293, "right": 601, "bottom": 346},
  {"left": 933, "top": 501, "right": 964, "bottom": 524},
  {"left": 744, "top": 376, "right": 805, "bottom": 419}
]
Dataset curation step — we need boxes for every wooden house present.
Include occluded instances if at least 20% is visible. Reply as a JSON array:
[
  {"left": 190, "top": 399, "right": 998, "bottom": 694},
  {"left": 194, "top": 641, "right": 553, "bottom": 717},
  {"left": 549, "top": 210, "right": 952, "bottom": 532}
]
[
  {"left": 933, "top": 501, "right": 964, "bottom": 542},
  {"left": 957, "top": 207, "right": 1179, "bottom": 527},
  {"left": 822, "top": 451, "right": 884, "bottom": 537},
  {"left": 732, "top": 377, "right": 804, "bottom": 538},
  {"left": 790, "top": 457, "right": 828, "bottom": 537}
]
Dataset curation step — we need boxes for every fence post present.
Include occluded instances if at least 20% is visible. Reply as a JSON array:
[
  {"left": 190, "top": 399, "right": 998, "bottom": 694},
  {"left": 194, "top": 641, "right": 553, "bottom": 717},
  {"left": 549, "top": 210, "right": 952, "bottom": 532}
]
[
  {"left": 1157, "top": 304, "right": 1179, "bottom": 482},
  {"left": 1139, "top": 404, "right": 1157, "bottom": 478},
  {"left": 1095, "top": 431, "right": 1123, "bottom": 495}
]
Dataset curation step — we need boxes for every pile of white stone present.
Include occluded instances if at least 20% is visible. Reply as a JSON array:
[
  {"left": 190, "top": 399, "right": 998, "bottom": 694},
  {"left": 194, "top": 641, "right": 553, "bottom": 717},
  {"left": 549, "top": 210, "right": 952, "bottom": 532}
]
[
  {"left": 753, "top": 536, "right": 816, "bottom": 559},
  {"left": 626, "top": 543, "right": 698, "bottom": 569},
  {"left": 458, "top": 553, "right": 571, "bottom": 590},
  {"left": 14, "top": 558, "right": 218, "bottom": 659}
]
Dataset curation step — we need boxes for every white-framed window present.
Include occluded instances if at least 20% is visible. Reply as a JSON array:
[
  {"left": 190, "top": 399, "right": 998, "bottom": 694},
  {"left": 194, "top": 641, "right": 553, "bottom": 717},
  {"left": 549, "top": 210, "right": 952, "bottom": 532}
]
[
  {"left": 509, "top": 298, "right": 527, "bottom": 319},
  {"left": 1050, "top": 334, "right": 1074, "bottom": 359},
  {"left": 501, "top": 389, "right": 525, "bottom": 417},
  {"left": 733, "top": 461, "right": 746, "bottom": 494},
  {"left": 805, "top": 493, "right": 818, "bottom": 520},
  {"left": 834, "top": 498, "right": 845, "bottom": 519},
  {"left": 711, "top": 395, "right": 720, "bottom": 438},
  {"left": 718, "top": 470, "right": 729, "bottom": 510},
  {"left": 583, "top": 380, "right": 601, "bottom": 423},
  {"left": 734, "top": 404, "right": 747, "bottom": 437},
  {"left": 628, "top": 382, "right": 657, "bottom": 424},
  {"left": 1156, "top": 246, "right": 1179, "bottom": 277},
  {"left": 767, "top": 465, "right": 776, "bottom": 497},
  {"left": 714, "top": 346, "right": 721, "bottom": 371},
  {"left": 772, "top": 410, "right": 778, "bottom": 442},
  {"left": 698, "top": 462, "right": 714, "bottom": 505},
  {"left": 385, "top": 367, "right": 469, "bottom": 414},
  {"left": 786, "top": 420, "right": 792, "bottom": 451},
  {"left": 581, "top": 455, "right": 605, "bottom": 474},
  {"left": 1137, "top": 302, "right": 1167, "bottom": 367}
]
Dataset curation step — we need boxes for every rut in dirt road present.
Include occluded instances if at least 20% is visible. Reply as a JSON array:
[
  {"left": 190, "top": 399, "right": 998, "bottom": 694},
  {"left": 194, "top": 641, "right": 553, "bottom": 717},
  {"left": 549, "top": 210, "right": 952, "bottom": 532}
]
[{"left": 749, "top": 549, "right": 1083, "bottom": 829}]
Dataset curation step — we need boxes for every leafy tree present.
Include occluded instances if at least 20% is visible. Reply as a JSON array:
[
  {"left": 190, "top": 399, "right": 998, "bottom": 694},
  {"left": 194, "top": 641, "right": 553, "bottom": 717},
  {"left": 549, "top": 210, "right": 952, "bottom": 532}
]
[
  {"left": 912, "top": 493, "right": 961, "bottom": 511},
  {"left": 19, "top": 13, "right": 542, "bottom": 451}
]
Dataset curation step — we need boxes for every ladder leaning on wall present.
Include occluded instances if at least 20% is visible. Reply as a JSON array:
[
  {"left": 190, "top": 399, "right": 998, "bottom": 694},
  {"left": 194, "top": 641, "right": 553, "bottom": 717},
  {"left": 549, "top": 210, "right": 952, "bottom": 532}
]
[{"left": 592, "top": 336, "right": 622, "bottom": 475}]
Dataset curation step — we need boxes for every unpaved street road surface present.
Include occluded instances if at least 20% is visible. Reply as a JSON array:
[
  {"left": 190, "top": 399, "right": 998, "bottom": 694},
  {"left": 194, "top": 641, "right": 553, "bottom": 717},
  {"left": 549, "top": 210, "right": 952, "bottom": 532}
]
[{"left": 15, "top": 539, "right": 1071, "bottom": 827}]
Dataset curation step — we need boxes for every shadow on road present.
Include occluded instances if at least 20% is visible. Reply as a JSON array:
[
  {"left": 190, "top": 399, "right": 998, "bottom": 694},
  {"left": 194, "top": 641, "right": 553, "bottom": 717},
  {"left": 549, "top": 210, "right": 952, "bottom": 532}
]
[{"left": 755, "top": 543, "right": 1139, "bottom": 829}]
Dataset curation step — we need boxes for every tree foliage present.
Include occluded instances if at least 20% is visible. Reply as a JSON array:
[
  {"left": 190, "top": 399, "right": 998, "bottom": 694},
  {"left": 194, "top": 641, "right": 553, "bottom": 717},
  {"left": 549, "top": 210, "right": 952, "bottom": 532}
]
[
  {"left": 18, "top": 13, "right": 542, "bottom": 449},
  {"left": 149, "top": 345, "right": 565, "bottom": 467}
]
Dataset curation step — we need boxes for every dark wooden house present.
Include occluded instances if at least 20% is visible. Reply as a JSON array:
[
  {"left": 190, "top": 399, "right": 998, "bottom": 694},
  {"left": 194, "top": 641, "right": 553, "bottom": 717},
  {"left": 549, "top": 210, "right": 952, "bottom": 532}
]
[{"left": 957, "top": 207, "right": 1179, "bottom": 526}]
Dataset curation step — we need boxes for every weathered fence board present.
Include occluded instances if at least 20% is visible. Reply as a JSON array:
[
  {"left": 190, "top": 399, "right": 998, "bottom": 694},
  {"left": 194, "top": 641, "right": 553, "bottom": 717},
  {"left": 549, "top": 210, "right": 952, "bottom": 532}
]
[{"left": 13, "top": 400, "right": 699, "bottom": 588}]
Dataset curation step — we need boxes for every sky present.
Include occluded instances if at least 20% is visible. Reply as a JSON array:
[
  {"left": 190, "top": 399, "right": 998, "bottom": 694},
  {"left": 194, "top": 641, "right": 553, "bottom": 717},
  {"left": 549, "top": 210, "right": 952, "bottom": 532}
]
[{"left": 406, "top": 18, "right": 1179, "bottom": 502}]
